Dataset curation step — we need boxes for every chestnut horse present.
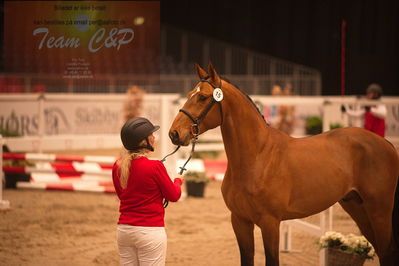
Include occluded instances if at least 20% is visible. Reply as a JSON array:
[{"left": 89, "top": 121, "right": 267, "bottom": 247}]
[{"left": 169, "top": 63, "right": 399, "bottom": 266}]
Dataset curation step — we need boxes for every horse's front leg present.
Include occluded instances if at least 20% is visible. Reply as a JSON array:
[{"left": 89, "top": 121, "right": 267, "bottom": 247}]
[
  {"left": 231, "top": 213, "right": 255, "bottom": 266},
  {"left": 259, "top": 215, "right": 281, "bottom": 266}
]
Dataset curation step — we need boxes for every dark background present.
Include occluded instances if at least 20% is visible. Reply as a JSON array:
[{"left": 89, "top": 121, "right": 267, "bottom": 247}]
[
  {"left": 161, "top": 0, "right": 399, "bottom": 96},
  {"left": 1, "top": 0, "right": 398, "bottom": 95}
]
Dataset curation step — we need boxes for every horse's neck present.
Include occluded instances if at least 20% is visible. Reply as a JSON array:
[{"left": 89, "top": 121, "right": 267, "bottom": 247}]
[{"left": 220, "top": 87, "right": 283, "bottom": 166}]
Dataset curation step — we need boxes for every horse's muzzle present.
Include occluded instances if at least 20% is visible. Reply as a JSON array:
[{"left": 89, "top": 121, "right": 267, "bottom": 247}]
[
  {"left": 169, "top": 129, "right": 191, "bottom": 146},
  {"left": 169, "top": 130, "right": 180, "bottom": 145}
]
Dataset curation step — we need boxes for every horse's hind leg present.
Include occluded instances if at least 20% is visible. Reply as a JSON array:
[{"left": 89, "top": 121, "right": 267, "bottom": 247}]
[
  {"left": 362, "top": 199, "right": 397, "bottom": 266},
  {"left": 231, "top": 213, "right": 255, "bottom": 266},
  {"left": 340, "top": 194, "right": 396, "bottom": 266},
  {"left": 339, "top": 194, "right": 376, "bottom": 245}
]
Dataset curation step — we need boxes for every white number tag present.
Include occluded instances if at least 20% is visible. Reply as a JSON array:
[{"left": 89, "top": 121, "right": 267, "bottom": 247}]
[{"left": 213, "top": 88, "right": 223, "bottom": 102}]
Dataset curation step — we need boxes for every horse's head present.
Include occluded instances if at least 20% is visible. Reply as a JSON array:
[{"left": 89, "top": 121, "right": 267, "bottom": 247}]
[{"left": 169, "top": 63, "right": 224, "bottom": 146}]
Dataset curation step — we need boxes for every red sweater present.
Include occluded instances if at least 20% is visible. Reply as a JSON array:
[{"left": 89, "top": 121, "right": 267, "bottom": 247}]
[
  {"left": 364, "top": 110, "right": 385, "bottom": 137},
  {"left": 112, "top": 157, "right": 182, "bottom": 227}
]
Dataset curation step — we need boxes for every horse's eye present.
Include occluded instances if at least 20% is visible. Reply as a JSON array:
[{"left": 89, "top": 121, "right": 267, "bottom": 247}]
[{"left": 198, "top": 95, "right": 208, "bottom": 102}]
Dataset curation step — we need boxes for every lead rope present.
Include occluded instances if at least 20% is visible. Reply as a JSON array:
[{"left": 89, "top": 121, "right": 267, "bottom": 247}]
[
  {"left": 160, "top": 145, "right": 181, "bottom": 163},
  {"left": 161, "top": 134, "right": 198, "bottom": 208},
  {"left": 177, "top": 135, "right": 198, "bottom": 175},
  {"left": 160, "top": 145, "right": 180, "bottom": 208}
]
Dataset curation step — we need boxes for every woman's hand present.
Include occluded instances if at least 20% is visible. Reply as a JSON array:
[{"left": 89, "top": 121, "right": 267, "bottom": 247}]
[{"left": 175, "top": 174, "right": 185, "bottom": 182}]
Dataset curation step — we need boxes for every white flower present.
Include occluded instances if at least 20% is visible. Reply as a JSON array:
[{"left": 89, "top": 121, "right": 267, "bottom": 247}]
[
  {"left": 319, "top": 231, "right": 346, "bottom": 247},
  {"left": 323, "top": 231, "right": 345, "bottom": 241},
  {"left": 358, "top": 236, "right": 369, "bottom": 246},
  {"left": 318, "top": 231, "right": 375, "bottom": 259},
  {"left": 367, "top": 247, "right": 376, "bottom": 257},
  {"left": 345, "top": 233, "right": 360, "bottom": 248},
  {"left": 341, "top": 237, "right": 350, "bottom": 247}
]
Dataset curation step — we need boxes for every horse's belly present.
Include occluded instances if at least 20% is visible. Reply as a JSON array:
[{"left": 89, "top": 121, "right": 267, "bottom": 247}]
[
  {"left": 221, "top": 178, "right": 289, "bottom": 222},
  {"left": 283, "top": 181, "right": 347, "bottom": 219}
]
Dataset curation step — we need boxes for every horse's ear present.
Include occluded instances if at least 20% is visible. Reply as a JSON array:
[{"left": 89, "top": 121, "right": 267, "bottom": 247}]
[
  {"left": 208, "top": 62, "right": 221, "bottom": 87},
  {"left": 195, "top": 63, "right": 208, "bottom": 80}
]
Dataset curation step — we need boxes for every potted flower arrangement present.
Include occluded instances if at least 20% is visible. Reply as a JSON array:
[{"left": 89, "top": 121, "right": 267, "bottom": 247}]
[
  {"left": 330, "top": 122, "right": 343, "bottom": 130},
  {"left": 318, "top": 231, "right": 375, "bottom": 266},
  {"left": 184, "top": 171, "right": 210, "bottom": 198},
  {"left": 305, "top": 116, "right": 323, "bottom": 135}
]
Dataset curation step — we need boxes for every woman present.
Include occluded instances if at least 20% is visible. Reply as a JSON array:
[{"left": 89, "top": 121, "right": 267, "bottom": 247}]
[
  {"left": 112, "top": 117, "right": 183, "bottom": 266},
  {"left": 341, "top": 83, "right": 387, "bottom": 137}
]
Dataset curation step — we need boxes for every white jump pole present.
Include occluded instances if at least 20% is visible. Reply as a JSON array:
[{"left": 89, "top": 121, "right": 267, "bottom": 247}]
[
  {"left": 0, "top": 135, "right": 11, "bottom": 210},
  {"left": 320, "top": 99, "right": 335, "bottom": 266},
  {"left": 37, "top": 93, "right": 45, "bottom": 153},
  {"left": 319, "top": 206, "right": 334, "bottom": 266}
]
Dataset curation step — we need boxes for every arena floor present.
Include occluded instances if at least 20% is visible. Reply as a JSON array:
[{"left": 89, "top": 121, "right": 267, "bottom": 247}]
[{"left": 1, "top": 179, "right": 380, "bottom": 266}]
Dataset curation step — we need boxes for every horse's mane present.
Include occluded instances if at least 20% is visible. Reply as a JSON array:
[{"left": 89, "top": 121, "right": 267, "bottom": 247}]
[{"left": 221, "top": 77, "right": 267, "bottom": 124}]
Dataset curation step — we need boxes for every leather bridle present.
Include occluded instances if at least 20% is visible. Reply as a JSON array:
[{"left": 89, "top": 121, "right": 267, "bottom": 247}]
[{"left": 179, "top": 77, "right": 224, "bottom": 139}]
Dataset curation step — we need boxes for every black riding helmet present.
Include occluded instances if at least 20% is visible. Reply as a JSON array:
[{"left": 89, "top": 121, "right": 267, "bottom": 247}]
[
  {"left": 121, "top": 117, "right": 160, "bottom": 151},
  {"left": 366, "top": 83, "right": 383, "bottom": 99}
]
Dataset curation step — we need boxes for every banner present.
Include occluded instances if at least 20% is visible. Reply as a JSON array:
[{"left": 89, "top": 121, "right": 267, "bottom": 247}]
[
  {"left": 0, "top": 95, "right": 170, "bottom": 136},
  {"left": 4, "top": 1, "right": 159, "bottom": 80}
]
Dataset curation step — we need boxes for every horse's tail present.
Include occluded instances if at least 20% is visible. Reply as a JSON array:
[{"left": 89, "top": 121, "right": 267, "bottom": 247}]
[{"left": 393, "top": 178, "right": 399, "bottom": 247}]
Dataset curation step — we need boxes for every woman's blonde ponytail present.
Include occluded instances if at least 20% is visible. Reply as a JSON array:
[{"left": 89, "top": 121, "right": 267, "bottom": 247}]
[
  {"left": 117, "top": 139, "right": 149, "bottom": 189},
  {"left": 117, "top": 150, "right": 133, "bottom": 189}
]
